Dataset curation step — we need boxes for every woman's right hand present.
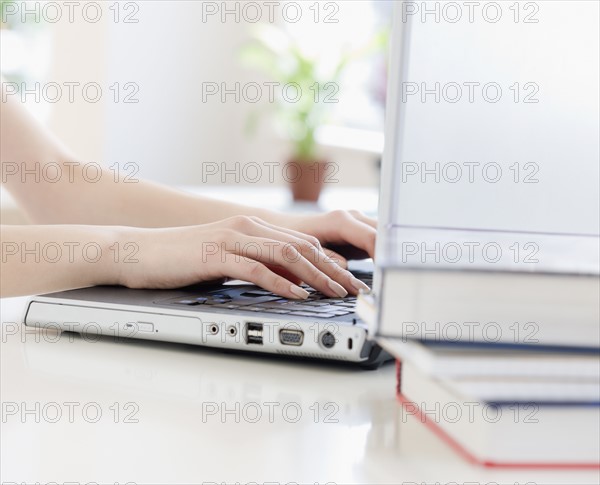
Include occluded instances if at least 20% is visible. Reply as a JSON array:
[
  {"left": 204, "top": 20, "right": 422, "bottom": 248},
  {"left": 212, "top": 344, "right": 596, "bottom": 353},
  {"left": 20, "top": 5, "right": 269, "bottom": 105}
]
[{"left": 118, "top": 216, "right": 370, "bottom": 299}]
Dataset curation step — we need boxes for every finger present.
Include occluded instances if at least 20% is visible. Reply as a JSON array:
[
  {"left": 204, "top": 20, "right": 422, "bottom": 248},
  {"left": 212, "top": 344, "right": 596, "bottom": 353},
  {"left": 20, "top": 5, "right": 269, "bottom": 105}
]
[
  {"left": 230, "top": 235, "right": 349, "bottom": 298},
  {"left": 222, "top": 254, "right": 309, "bottom": 300},
  {"left": 265, "top": 264, "right": 302, "bottom": 286},
  {"left": 323, "top": 248, "right": 348, "bottom": 269},
  {"left": 317, "top": 249, "right": 369, "bottom": 295},
  {"left": 249, "top": 217, "right": 325, "bottom": 254},
  {"left": 249, "top": 217, "right": 353, "bottom": 270},
  {"left": 274, "top": 239, "right": 368, "bottom": 297},
  {"left": 262, "top": 230, "right": 364, "bottom": 296},
  {"left": 336, "top": 216, "right": 377, "bottom": 259},
  {"left": 274, "top": 233, "right": 366, "bottom": 295},
  {"left": 350, "top": 210, "right": 377, "bottom": 230},
  {"left": 325, "top": 244, "right": 371, "bottom": 262},
  {"left": 236, "top": 219, "right": 362, "bottom": 295}
]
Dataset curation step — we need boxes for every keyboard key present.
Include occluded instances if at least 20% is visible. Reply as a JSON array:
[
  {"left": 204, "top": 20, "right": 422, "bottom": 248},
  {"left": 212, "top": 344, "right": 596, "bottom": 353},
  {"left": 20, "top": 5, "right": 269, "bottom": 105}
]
[
  {"left": 289, "top": 311, "right": 336, "bottom": 318},
  {"left": 326, "top": 305, "right": 353, "bottom": 312},
  {"left": 241, "top": 290, "right": 275, "bottom": 297},
  {"left": 175, "top": 300, "right": 202, "bottom": 306},
  {"left": 205, "top": 300, "right": 230, "bottom": 305},
  {"left": 297, "top": 306, "right": 340, "bottom": 314},
  {"left": 253, "top": 302, "right": 296, "bottom": 309}
]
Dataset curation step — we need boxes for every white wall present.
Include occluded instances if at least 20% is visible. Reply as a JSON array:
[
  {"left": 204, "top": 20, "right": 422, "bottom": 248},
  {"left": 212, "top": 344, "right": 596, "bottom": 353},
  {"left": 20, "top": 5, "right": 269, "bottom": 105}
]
[
  {"left": 45, "top": 9, "right": 107, "bottom": 162},
  {"left": 103, "top": 1, "right": 380, "bottom": 187},
  {"left": 38, "top": 1, "right": 380, "bottom": 189}
]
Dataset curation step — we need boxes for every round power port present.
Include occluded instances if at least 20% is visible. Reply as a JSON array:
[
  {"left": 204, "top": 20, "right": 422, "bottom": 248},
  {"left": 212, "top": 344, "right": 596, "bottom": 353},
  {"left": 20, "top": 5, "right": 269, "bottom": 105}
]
[{"left": 320, "top": 331, "right": 336, "bottom": 349}]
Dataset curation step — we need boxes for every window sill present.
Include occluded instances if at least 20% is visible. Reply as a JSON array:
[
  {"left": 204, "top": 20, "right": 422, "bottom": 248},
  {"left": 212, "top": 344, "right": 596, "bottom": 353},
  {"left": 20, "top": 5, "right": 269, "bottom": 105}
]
[{"left": 316, "top": 125, "right": 384, "bottom": 155}]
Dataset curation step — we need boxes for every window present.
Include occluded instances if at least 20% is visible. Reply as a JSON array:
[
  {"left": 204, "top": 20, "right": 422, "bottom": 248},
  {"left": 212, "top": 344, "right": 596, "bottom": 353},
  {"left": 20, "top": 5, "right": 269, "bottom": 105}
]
[
  {"left": 283, "top": 1, "right": 391, "bottom": 152},
  {"left": 1, "top": 0, "right": 52, "bottom": 120}
]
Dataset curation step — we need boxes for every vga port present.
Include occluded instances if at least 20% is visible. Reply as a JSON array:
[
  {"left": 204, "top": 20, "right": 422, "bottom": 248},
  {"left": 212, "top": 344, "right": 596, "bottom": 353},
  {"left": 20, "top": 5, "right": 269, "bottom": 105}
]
[{"left": 279, "top": 329, "right": 304, "bottom": 346}]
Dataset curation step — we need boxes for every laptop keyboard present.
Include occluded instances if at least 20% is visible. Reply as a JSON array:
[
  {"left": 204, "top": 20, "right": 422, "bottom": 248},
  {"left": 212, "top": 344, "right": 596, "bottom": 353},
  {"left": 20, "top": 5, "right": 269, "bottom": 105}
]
[{"left": 168, "top": 270, "right": 373, "bottom": 319}]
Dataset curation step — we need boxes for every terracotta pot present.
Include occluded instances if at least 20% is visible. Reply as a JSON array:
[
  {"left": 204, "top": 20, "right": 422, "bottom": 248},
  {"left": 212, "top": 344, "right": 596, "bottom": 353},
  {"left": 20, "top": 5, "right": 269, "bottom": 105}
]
[{"left": 285, "top": 159, "right": 329, "bottom": 203}]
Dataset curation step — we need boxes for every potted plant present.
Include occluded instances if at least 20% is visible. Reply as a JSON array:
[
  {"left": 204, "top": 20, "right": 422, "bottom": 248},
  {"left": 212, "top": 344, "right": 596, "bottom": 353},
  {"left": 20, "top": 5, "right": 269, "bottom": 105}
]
[{"left": 240, "top": 24, "right": 354, "bottom": 203}]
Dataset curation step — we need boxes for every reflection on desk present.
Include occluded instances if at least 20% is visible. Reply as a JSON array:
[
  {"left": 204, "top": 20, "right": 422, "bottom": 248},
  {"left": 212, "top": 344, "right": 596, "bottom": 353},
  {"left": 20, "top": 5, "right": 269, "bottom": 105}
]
[{"left": 2, "top": 297, "right": 598, "bottom": 484}]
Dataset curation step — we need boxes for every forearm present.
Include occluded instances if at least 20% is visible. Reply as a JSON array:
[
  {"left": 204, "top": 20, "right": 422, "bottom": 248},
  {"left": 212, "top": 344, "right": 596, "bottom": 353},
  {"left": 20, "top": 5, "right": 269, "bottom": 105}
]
[
  {"left": 1, "top": 83, "right": 375, "bottom": 260},
  {"left": 108, "top": 180, "right": 282, "bottom": 227},
  {"left": 1, "top": 84, "right": 279, "bottom": 227},
  {"left": 6, "top": 160, "right": 278, "bottom": 226},
  {"left": 22, "top": 168, "right": 280, "bottom": 227},
  {"left": 0, "top": 224, "right": 125, "bottom": 297}
]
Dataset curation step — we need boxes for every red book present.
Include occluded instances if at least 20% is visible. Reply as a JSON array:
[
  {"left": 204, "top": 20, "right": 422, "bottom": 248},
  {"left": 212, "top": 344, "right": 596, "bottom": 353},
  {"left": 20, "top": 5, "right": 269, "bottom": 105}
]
[{"left": 396, "top": 359, "right": 600, "bottom": 469}]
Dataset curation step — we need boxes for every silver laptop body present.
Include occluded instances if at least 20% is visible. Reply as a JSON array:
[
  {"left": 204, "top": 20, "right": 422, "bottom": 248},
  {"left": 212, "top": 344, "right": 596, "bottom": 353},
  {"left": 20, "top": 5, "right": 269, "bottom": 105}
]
[{"left": 23, "top": 262, "right": 387, "bottom": 367}]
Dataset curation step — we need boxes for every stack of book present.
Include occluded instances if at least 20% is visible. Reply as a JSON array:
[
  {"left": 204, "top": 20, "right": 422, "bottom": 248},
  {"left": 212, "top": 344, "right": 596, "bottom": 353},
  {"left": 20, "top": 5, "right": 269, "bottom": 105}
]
[{"left": 358, "top": 227, "right": 600, "bottom": 468}]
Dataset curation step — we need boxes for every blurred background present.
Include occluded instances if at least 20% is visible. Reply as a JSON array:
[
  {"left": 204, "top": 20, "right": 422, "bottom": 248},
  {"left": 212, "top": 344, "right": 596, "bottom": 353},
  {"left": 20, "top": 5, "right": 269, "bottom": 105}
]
[
  {"left": 1, "top": 0, "right": 391, "bottom": 209},
  {"left": 5, "top": 1, "right": 597, "bottom": 233}
]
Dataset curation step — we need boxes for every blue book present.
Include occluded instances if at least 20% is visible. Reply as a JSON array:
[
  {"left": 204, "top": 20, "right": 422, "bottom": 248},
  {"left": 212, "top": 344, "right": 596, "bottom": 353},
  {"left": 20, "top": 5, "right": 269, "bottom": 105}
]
[{"left": 364, "top": 227, "right": 600, "bottom": 349}]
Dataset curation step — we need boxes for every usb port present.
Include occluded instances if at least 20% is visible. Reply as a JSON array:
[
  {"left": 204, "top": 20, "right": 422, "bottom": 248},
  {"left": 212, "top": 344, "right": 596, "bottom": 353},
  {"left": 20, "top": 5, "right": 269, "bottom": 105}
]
[{"left": 246, "top": 322, "right": 263, "bottom": 345}]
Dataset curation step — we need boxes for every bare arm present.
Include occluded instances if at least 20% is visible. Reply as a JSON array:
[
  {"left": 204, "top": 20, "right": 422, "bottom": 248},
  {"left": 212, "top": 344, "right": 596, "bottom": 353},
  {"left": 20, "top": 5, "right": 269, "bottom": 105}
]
[
  {"left": 0, "top": 85, "right": 275, "bottom": 227},
  {"left": 1, "top": 82, "right": 376, "bottom": 298},
  {"left": 0, "top": 224, "right": 122, "bottom": 297},
  {"left": 1, "top": 218, "right": 371, "bottom": 299},
  {"left": 1, "top": 82, "right": 376, "bottom": 254}
]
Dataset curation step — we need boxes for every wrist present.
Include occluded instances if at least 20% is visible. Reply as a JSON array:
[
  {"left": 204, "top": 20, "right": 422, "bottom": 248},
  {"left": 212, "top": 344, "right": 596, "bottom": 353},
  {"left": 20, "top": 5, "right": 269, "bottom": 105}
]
[
  {"left": 94, "top": 226, "right": 143, "bottom": 287},
  {"left": 259, "top": 209, "right": 300, "bottom": 228}
]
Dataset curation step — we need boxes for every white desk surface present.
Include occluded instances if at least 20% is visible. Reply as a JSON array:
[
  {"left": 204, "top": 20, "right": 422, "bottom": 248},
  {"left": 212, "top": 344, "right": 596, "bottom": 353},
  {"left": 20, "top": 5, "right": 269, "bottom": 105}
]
[
  {"left": 189, "top": 186, "right": 380, "bottom": 217},
  {"left": 1, "top": 297, "right": 598, "bottom": 484}
]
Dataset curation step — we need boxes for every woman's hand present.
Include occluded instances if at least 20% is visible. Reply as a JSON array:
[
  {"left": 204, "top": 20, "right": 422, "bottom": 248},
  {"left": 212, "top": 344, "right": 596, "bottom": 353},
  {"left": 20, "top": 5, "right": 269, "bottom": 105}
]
[
  {"left": 119, "top": 215, "right": 370, "bottom": 299},
  {"left": 269, "top": 210, "right": 377, "bottom": 265}
]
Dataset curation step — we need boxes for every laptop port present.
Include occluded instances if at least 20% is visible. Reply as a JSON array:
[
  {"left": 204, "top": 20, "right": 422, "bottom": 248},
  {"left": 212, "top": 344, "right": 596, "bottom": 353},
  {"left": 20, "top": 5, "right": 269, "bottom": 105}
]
[
  {"left": 246, "top": 322, "right": 263, "bottom": 345},
  {"left": 227, "top": 325, "right": 238, "bottom": 337},
  {"left": 320, "top": 331, "right": 336, "bottom": 349},
  {"left": 209, "top": 324, "right": 219, "bottom": 335},
  {"left": 279, "top": 329, "right": 304, "bottom": 346}
]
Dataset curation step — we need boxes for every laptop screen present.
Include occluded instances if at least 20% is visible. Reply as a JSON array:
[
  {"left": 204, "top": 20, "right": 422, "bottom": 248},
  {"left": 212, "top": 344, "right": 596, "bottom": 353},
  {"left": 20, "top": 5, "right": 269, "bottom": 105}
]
[{"left": 380, "top": 0, "right": 599, "bottom": 236}]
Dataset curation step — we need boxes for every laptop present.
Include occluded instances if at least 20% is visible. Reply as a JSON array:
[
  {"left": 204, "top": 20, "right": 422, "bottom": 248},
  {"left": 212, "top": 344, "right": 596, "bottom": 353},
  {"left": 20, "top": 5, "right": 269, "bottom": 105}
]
[
  {"left": 23, "top": 260, "right": 387, "bottom": 368},
  {"left": 23, "top": 1, "right": 599, "bottom": 368}
]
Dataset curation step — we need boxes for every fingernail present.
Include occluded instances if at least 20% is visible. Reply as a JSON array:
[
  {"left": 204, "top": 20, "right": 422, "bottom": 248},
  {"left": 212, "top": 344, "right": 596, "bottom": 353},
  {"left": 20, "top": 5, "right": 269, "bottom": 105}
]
[
  {"left": 290, "top": 285, "right": 310, "bottom": 299},
  {"left": 328, "top": 279, "right": 348, "bottom": 298},
  {"left": 351, "top": 277, "right": 370, "bottom": 293}
]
